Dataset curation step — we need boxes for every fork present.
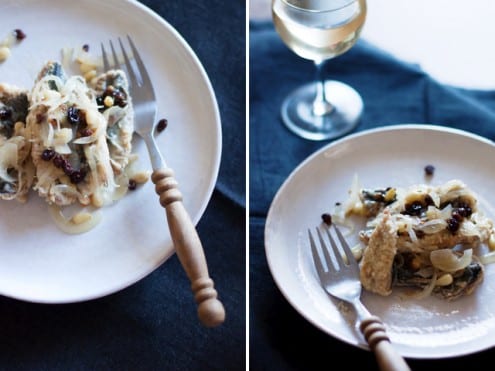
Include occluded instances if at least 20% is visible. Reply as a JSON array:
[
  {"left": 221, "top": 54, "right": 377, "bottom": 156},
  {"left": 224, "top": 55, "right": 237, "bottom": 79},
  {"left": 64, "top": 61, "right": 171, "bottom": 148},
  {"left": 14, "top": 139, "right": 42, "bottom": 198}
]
[
  {"left": 101, "top": 36, "right": 225, "bottom": 327},
  {"left": 308, "top": 225, "right": 410, "bottom": 371}
]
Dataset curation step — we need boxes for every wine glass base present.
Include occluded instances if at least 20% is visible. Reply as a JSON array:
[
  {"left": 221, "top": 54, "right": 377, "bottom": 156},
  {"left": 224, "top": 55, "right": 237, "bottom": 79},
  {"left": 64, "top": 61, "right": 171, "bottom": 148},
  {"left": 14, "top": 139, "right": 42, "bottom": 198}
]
[{"left": 281, "top": 81, "right": 363, "bottom": 141}]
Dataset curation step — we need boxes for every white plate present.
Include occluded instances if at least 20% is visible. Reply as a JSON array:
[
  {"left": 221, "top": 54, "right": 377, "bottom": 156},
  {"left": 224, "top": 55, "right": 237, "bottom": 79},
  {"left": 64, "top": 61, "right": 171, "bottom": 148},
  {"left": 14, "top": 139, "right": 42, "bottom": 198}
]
[
  {"left": 0, "top": 0, "right": 221, "bottom": 303},
  {"left": 265, "top": 124, "right": 495, "bottom": 359}
]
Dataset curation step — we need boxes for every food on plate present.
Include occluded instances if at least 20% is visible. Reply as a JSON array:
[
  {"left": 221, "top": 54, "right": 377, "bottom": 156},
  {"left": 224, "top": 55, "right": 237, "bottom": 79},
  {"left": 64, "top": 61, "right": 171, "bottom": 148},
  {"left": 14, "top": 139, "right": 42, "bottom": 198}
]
[
  {"left": 91, "top": 69, "right": 134, "bottom": 176},
  {"left": 156, "top": 118, "right": 168, "bottom": 133},
  {"left": 27, "top": 61, "right": 134, "bottom": 208},
  {"left": 335, "top": 177, "right": 494, "bottom": 300},
  {"left": 0, "top": 29, "right": 27, "bottom": 62},
  {"left": 424, "top": 164, "right": 435, "bottom": 177},
  {"left": 0, "top": 83, "right": 33, "bottom": 202},
  {"left": 61, "top": 43, "right": 102, "bottom": 84},
  {"left": 0, "top": 55, "right": 147, "bottom": 234}
]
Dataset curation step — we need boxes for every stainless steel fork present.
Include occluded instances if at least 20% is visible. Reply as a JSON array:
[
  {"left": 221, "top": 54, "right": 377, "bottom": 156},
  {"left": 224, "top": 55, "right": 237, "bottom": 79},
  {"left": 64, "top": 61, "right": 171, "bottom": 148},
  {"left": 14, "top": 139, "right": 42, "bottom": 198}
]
[
  {"left": 101, "top": 36, "right": 225, "bottom": 327},
  {"left": 308, "top": 225, "right": 410, "bottom": 371}
]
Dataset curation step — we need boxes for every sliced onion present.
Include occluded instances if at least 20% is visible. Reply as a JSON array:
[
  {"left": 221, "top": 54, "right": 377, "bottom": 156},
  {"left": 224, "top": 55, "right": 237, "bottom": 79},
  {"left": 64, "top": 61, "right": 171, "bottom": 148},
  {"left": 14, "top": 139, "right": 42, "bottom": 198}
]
[
  {"left": 402, "top": 271, "right": 437, "bottom": 300},
  {"left": 459, "top": 221, "right": 482, "bottom": 237},
  {"left": 344, "top": 173, "right": 364, "bottom": 216},
  {"left": 425, "top": 205, "right": 441, "bottom": 220},
  {"left": 103, "top": 105, "right": 126, "bottom": 127},
  {"left": 54, "top": 143, "right": 72, "bottom": 154},
  {"left": 415, "top": 219, "right": 447, "bottom": 234},
  {"left": 407, "top": 224, "right": 418, "bottom": 243},
  {"left": 430, "top": 192, "right": 440, "bottom": 208},
  {"left": 480, "top": 251, "right": 495, "bottom": 265},
  {"left": 51, "top": 183, "right": 80, "bottom": 199},
  {"left": 42, "top": 121, "right": 54, "bottom": 147},
  {"left": 61, "top": 47, "right": 74, "bottom": 70},
  {"left": 0, "top": 142, "right": 18, "bottom": 182},
  {"left": 48, "top": 204, "right": 102, "bottom": 234},
  {"left": 439, "top": 204, "right": 453, "bottom": 220},
  {"left": 72, "top": 135, "right": 97, "bottom": 145},
  {"left": 430, "top": 248, "right": 472, "bottom": 272},
  {"left": 111, "top": 174, "right": 129, "bottom": 201}
]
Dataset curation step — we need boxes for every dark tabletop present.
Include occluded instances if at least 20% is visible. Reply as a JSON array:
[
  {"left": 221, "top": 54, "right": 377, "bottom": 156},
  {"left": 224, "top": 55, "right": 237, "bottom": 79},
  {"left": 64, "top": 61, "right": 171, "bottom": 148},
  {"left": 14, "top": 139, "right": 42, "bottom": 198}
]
[
  {"left": 250, "top": 21, "right": 495, "bottom": 370},
  {"left": 0, "top": 2, "right": 246, "bottom": 370}
]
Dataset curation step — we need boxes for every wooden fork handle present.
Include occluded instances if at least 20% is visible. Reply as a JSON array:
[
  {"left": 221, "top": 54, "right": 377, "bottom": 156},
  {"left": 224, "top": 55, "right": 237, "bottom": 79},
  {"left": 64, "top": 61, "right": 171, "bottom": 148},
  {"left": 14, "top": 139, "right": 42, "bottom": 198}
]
[
  {"left": 360, "top": 316, "right": 410, "bottom": 371},
  {"left": 152, "top": 168, "right": 225, "bottom": 327}
]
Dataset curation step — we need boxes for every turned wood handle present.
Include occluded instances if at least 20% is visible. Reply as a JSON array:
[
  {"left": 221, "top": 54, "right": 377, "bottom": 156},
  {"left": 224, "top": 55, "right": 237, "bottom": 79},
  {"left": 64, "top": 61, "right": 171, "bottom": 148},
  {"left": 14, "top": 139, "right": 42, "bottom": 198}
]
[
  {"left": 152, "top": 168, "right": 225, "bottom": 327},
  {"left": 360, "top": 316, "right": 410, "bottom": 371}
]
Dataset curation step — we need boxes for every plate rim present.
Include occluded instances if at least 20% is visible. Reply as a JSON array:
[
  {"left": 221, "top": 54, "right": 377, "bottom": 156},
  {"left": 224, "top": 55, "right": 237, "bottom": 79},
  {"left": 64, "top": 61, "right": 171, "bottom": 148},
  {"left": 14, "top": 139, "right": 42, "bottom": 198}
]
[{"left": 264, "top": 123, "right": 495, "bottom": 359}]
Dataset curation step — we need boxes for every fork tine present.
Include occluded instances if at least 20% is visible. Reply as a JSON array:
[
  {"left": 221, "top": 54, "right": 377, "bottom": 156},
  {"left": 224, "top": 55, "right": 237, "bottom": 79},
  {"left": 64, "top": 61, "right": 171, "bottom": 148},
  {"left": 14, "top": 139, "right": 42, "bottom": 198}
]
[
  {"left": 109, "top": 40, "right": 119, "bottom": 70},
  {"left": 126, "top": 35, "right": 153, "bottom": 88},
  {"left": 316, "top": 228, "right": 337, "bottom": 273},
  {"left": 324, "top": 227, "right": 346, "bottom": 270},
  {"left": 101, "top": 43, "right": 110, "bottom": 72},
  {"left": 308, "top": 229, "right": 327, "bottom": 281},
  {"left": 118, "top": 37, "right": 139, "bottom": 88},
  {"left": 334, "top": 225, "right": 360, "bottom": 273}
]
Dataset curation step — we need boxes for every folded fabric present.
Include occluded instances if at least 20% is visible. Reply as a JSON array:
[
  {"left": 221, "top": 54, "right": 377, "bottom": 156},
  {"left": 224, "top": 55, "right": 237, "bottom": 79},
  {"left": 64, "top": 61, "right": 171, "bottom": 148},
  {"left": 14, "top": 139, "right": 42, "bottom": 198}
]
[
  {"left": 250, "top": 21, "right": 495, "bottom": 215},
  {"left": 249, "top": 20, "right": 495, "bottom": 369}
]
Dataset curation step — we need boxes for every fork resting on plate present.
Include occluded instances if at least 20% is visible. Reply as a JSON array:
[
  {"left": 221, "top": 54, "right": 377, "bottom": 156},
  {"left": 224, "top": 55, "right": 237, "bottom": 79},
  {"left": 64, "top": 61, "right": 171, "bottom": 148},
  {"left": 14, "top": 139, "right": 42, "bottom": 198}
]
[
  {"left": 101, "top": 36, "right": 225, "bottom": 327},
  {"left": 309, "top": 225, "right": 410, "bottom": 371}
]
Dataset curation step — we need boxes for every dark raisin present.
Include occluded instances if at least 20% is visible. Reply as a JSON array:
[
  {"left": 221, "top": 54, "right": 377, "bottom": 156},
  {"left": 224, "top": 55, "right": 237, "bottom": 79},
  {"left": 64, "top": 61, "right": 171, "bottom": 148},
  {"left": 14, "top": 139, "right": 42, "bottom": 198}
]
[
  {"left": 321, "top": 213, "right": 332, "bottom": 226},
  {"left": 82, "top": 44, "right": 89, "bottom": 52},
  {"left": 52, "top": 155, "right": 64, "bottom": 168},
  {"left": 456, "top": 202, "right": 472, "bottom": 216},
  {"left": 424, "top": 165, "right": 435, "bottom": 176},
  {"left": 464, "top": 207, "right": 472, "bottom": 217},
  {"left": 62, "top": 161, "right": 73, "bottom": 176},
  {"left": 452, "top": 210, "right": 463, "bottom": 222},
  {"left": 80, "top": 128, "right": 93, "bottom": 137},
  {"left": 0, "top": 108, "right": 12, "bottom": 120},
  {"left": 41, "top": 149, "right": 55, "bottom": 161},
  {"left": 13, "top": 29, "right": 26, "bottom": 41},
  {"left": 128, "top": 179, "right": 137, "bottom": 190},
  {"left": 446, "top": 217, "right": 460, "bottom": 233},
  {"left": 156, "top": 118, "right": 168, "bottom": 133},
  {"left": 457, "top": 206, "right": 472, "bottom": 218},
  {"left": 67, "top": 106, "right": 80, "bottom": 125},
  {"left": 36, "top": 113, "right": 46, "bottom": 124},
  {"left": 113, "top": 90, "right": 127, "bottom": 107},
  {"left": 70, "top": 170, "right": 86, "bottom": 184},
  {"left": 415, "top": 230, "right": 425, "bottom": 239}
]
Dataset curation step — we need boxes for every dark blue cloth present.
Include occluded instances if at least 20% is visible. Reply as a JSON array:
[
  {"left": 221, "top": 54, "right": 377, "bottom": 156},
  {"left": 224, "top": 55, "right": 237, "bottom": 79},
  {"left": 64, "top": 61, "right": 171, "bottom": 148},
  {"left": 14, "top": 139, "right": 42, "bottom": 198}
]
[
  {"left": 250, "top": 21, "right": 495, "bottom": 370},
  {"left": 0, "top": 2, "right": 246, "bottom": 371}
]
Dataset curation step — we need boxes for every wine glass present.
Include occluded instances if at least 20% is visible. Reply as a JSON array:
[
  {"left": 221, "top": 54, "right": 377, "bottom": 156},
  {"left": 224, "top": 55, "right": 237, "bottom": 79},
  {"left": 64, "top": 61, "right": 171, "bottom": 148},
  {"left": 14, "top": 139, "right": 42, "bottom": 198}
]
[{"left": 272, "top": 0, "right": 367, "bottom": 140}]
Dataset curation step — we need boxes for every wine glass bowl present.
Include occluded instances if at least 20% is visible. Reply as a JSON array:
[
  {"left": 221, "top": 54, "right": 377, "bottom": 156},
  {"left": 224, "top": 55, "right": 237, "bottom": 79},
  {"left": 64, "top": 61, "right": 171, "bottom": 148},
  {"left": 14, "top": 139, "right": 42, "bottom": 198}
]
[{"left": 272, "top": 0, "right": 367, "bottom": 140}]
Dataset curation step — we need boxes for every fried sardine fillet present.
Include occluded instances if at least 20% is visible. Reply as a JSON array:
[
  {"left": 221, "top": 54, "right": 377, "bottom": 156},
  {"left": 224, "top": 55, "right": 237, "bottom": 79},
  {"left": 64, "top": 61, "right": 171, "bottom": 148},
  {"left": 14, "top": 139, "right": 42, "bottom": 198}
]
[
  {"left": 0, "top": 83, "right": 33, "bottom": 202},
  {"left": 26, "top": 61, "right": 133, "bottom": 207}
]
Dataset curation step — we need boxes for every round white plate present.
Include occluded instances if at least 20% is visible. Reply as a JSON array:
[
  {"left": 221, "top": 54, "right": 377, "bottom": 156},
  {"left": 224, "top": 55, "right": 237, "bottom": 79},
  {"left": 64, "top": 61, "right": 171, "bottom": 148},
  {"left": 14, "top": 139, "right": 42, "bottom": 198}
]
[
  {"left": 0, "top": 0, "right": 221, "bottom": 303},
  {"left": 265, "top": 124, "right": 495, "bottom": 359}
]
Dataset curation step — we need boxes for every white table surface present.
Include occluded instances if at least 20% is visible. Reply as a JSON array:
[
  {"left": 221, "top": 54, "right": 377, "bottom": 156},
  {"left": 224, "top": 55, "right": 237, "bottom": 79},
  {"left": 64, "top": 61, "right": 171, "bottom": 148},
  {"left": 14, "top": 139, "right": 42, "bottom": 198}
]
[{"left": 250, "top": 0, "right": 495, "bottom": 90}]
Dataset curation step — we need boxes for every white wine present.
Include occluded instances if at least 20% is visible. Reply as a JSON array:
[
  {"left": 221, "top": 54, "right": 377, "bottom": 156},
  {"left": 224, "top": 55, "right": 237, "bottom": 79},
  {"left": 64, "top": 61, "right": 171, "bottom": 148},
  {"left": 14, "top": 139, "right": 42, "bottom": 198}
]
[
  {"left": 271, "top": 0, "right": 365, "bottom": 140},
  {"left": 272, "top": 0, "right": 366, "bottom": 61}
]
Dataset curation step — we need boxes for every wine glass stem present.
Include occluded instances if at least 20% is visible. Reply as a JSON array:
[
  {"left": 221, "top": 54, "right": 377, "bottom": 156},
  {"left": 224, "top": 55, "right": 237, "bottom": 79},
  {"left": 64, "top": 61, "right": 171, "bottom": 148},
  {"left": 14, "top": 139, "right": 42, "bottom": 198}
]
[{"left": 312, "top": 60, "right": 334, "bottom": 117}]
